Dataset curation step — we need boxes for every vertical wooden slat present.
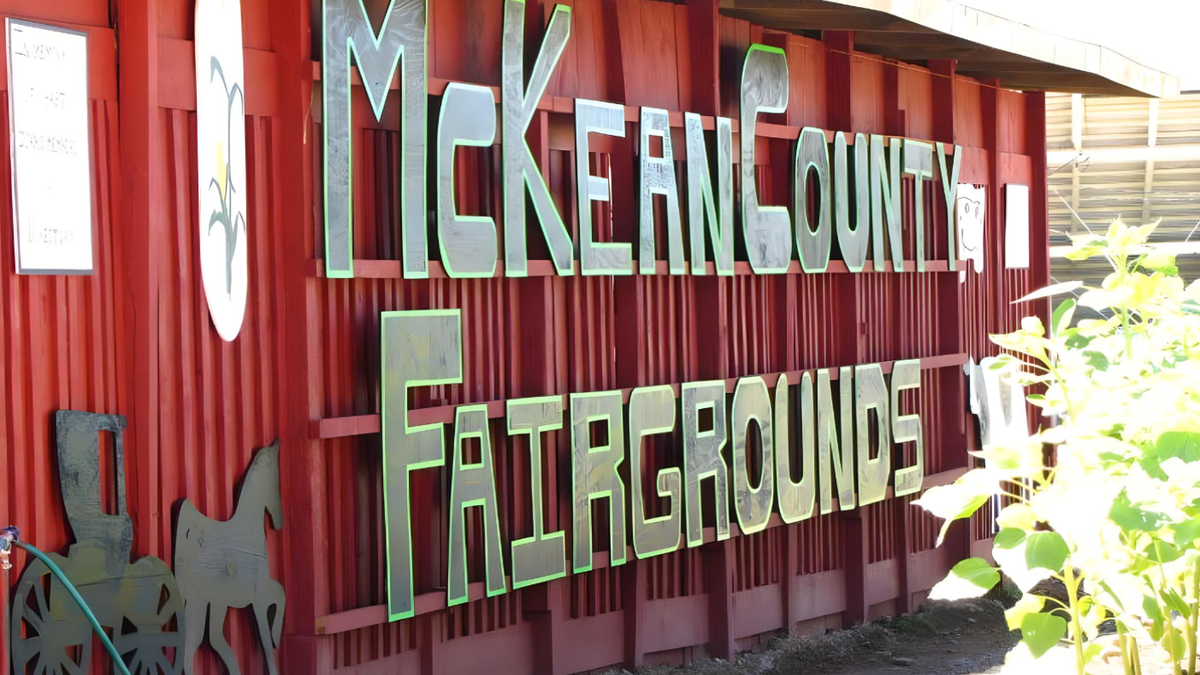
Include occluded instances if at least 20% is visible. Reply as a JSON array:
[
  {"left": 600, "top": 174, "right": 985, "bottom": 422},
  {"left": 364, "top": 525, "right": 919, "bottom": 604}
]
[
  {"left": 115, "top": 0, "right": 160, "bottom": 558},
  {"left": 272, "top": 0, "right": 322, "bottom": 671}
]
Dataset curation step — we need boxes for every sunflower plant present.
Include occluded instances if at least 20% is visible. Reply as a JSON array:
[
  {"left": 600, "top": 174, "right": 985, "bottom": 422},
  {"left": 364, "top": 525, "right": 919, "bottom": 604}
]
[{"left": 915, "top": 218, "right": 1200, "bottom": 674}]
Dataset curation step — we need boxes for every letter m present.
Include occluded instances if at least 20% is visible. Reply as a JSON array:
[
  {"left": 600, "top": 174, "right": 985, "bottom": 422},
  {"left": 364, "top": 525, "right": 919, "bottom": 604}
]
[{"left": 323, "top": 0, "right": 427, "bottom": 278}]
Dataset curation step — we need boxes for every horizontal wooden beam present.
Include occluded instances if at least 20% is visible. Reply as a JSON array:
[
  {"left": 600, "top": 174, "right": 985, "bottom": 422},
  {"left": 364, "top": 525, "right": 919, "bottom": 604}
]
[
  {"left": 157, "top": 37, "right": 280, "bottom": 115},
  {"left": 309, "top": 352, "right": 969, "bottom": 439}
]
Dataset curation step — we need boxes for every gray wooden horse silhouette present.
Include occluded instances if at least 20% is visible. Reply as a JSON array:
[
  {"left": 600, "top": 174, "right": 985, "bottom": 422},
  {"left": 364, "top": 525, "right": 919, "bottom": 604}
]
[{"left": 175, "top": 440, "right": 285, "bottom": 675}]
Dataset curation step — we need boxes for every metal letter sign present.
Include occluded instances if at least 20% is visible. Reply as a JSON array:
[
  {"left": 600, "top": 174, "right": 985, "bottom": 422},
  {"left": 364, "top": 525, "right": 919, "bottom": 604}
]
[
  {"left": 437, "top": 83, "right": 499, "bottom": 277},
  {"left": 818, "top": 368, "right": 856, "bottom": 513},
  {"left": 570, "top": 392, "right": 628, "bottom": 572},
  {"left": 447, "top": 406, "right": 506, "bottom": 605},
  {"left": 508, "top": 397, "right": 568, "bottom": 588},
  {"left": 904, "top": 141, "right": 934, "bottom": 271},
  {"left": 380, "top": 310, "right": 462, "bottom": 620},
  {"left": 775, "top": 373, "right": 815, "bottom": 523},
  {"left": 937, "top": 143, "right": 963, "bottom": 268},
  {"left": 323, "top": 0, "right": 426, "bottom": 279},
  {"left": 855, "top": 364, "right": 891, "bottom": 507},
  {"left": 639, "top": 107, "right": 685, "bottom": 274},
  {"left": 7, "top": 19, "right": 93, "bottom": 275},
  {"left": 871, "top": 135, "right": 903, "bottom": 270},
  {"left": 833, "top": 132, "right": 870, "bottom": 272},
  {"left": 682, "top": 381, "right": 729, "bottom": 546},
  {"left": 731, "top": 377, "right": 775, "bottom": 534},
  {"left": 685, "top": 112, "right": 735, "bottom": 275},
  {"left": 502, "top": 0, "right": 573, "bottom": 276},
  {"left": 628, "top": 386, "right": 683, "bottom": 558},
  {"left": 196, "top": 0, "right": 248, "bottom": 340},
  {"left": 890, "top": 359, "right": 925, "bottom": 496},
  {"left": 794, "top": 127, "right": 832, "bottom": 273},
  {"left": 741, "top": 45, "right": 791, "bottom": 274},
  {"left": 576, "top": 99, "right": 631, "bottom": 275}
]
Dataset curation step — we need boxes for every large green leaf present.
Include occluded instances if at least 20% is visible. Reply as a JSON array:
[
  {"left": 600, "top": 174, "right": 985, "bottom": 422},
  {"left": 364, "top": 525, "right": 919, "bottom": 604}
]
[
  {"left": 1161, "top": 587, "right": 1190, "bottom": 617},
  {"left": 994, "top": 531, "right": 1052, "bottom": 592},
  {"left": 1143, "top": 594, "right": 1165, "bottom": 641},
  {"left": 994, "top": 527, "right": 1026, "bottom": 550},
  {"left": 1161, "top": 629, "right": 1187, "bottom": 660},
  {"left": 913, "top": 476, "right": 995, "bottom": 546},
  {"left": 1065, "top": 333, "right": 1093, "bottom": 349},
  {"left": 1025, "top": 531, "right": 1070, "bottom": 572},
  {"left": 1171, "top": 518, "right": 1200, "bottom": 548},
  {"left": 1144, "top": 540, "right": 1182, "bottom": 564},
  {"left": 929, "top": 558, "right": 1000, "bottom": 600},
  {"left": 1110, "top": 491, "right": 1167, "bottom": 532},
  {"left": 1005, "top": 594, "right": 1043, "bottom": 631},
  {"left": 1051, "top": 299, "right": 1076, "bottom": 336},
  {"left": 1082, "top": 351, "right": 1110, "bottom": 371},
  {"left": 1153, "top": 431, "right": 1200, "bottom": 463},
  {"left": 1143, "top": 593, "right": 1165, "bottom": 622},
  {"left": 1020, "top": 612, "right": 1067, "bottom": 658}
]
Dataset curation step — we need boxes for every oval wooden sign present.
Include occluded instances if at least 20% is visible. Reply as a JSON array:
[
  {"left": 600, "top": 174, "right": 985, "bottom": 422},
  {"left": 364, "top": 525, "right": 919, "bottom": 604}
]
[{"left": 195, "top": 0, "right": 248, "bottom": 341}]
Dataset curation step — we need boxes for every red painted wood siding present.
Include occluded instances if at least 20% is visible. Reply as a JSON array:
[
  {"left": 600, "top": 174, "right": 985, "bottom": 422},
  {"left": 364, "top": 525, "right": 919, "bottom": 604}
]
[{"left": 0, "top": 0, "right": 1050, "bottom": 673}]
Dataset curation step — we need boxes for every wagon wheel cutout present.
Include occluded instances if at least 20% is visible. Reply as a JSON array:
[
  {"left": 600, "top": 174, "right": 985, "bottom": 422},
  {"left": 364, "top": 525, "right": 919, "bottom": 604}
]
[
  {"left": 111, "top": 559, "right": 187, "bottom": 675},
  {"left": 9, "top": 557, "right": 94, "bottom": 675}
]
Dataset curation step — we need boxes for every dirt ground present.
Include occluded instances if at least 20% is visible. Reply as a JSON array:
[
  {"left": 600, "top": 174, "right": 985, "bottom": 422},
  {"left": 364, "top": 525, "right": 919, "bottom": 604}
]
[{"left": 611, "top": 598, "right": 1021, "bottom": 675}]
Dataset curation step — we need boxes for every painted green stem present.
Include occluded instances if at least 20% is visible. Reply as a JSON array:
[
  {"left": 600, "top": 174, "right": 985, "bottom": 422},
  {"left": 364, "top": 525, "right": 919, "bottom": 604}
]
[
  {"left": 1117, "top": 622, "right": 1133, "bottom": 675},
  {"left": 10, "top": 540, "right": 133, "bottom": 675},
  {"left": 1190, "top": 560, "right": 1199, "bottom": 675},
  {"left": 1064, "top": 565, "right": 1086, "bottom": 675}
]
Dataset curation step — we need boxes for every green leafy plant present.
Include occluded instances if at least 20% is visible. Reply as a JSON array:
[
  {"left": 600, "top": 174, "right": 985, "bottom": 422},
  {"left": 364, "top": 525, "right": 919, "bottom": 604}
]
[{"left": 916, "top": 218, "right": 1200, "bottom": 674}]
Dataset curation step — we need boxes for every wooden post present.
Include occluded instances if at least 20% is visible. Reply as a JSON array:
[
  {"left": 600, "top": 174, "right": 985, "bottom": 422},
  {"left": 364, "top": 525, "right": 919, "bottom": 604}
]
[
  {"left": 526, "top": 581, "right": 566, "bottom": 675},
  {"left": 703, "top": 538, "right": 736, "bottom": 661},
  {"left": 893, "top": 496, "right": 914, "bottom": 613},
  {"left": 114, "top": 0, "right": 160, "bottom": 559},
  {"left": 984, "top": 79, "right": 1003, "bottom": 332},
  {"left": 1026, "top": 91, "right": 1052, "bottom": 323},
  {"left": 883, "top": 58, "right": 905, "bottom": 137},
  {"left": 686, "top": 0, "right": 720, "bottom": 117},
  {"left": 270, "top": 0, "right": 324, "bottom": 672},
  {"left": 420, "top": 613, "right": 442, "bottom": 675},
  {"left": 929, "top": 60, "right": 958, "bottom": 146},
  {"left": 824, "top": 31, "right": 853, "bottom": 131},
  {"left": 841, "top": 510, "right": 870, "bottom": 626},
  {"left": 623, "top": 557, "right": 647, "bottom": 668},
  {"left": 781, "top": 524, "right": 798, "bottom": 631}
]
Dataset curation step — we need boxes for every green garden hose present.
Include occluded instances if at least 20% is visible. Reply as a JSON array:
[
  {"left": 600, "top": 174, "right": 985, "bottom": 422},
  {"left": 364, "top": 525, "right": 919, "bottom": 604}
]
[{"left": 2, "top": 533, "right": 132, "bottom": 675}]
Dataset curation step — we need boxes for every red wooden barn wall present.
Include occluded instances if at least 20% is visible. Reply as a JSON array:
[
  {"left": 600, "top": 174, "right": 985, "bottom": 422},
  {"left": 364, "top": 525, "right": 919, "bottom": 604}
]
[{"left": 0, "top": 0, "right": 1050, "bottom": 674}]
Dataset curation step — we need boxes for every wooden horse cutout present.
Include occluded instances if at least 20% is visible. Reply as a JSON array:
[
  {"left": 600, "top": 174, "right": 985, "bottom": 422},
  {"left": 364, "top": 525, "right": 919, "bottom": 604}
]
[{"left": 175, "top": 440, "right": 285, "bottom": 675}]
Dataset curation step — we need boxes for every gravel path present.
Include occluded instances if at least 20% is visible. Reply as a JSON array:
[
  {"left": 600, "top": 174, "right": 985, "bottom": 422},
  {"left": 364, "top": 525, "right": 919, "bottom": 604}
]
[{"left": 607, "top": 598, "right": 1020, "bottom": 675}]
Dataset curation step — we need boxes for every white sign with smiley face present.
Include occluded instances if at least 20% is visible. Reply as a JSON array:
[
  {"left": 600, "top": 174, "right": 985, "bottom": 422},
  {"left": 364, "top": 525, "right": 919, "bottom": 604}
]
[{"left": 956, "top": 183, "right": 986, "bottom": 282}]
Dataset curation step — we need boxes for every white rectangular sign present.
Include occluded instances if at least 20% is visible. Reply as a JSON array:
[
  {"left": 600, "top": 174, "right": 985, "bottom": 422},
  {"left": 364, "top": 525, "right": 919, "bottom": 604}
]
[
  {"left": 1005, "top": 184, "right": 1030, "bottom": 269},
  {"left": 7, "top": 19, "right": 92, "bottom": 274}
]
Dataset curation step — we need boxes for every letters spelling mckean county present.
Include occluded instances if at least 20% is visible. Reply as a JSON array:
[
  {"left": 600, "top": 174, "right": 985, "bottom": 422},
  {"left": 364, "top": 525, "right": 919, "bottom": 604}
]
[{"left": 322, "top": 0, "right": 960, "bottom": 620}]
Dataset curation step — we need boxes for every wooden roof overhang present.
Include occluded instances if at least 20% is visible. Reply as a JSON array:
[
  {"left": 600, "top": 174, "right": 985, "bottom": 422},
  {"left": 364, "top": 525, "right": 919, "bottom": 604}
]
[{"left": 720, "top": 0, "right": 1179, "bottom": 97}]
